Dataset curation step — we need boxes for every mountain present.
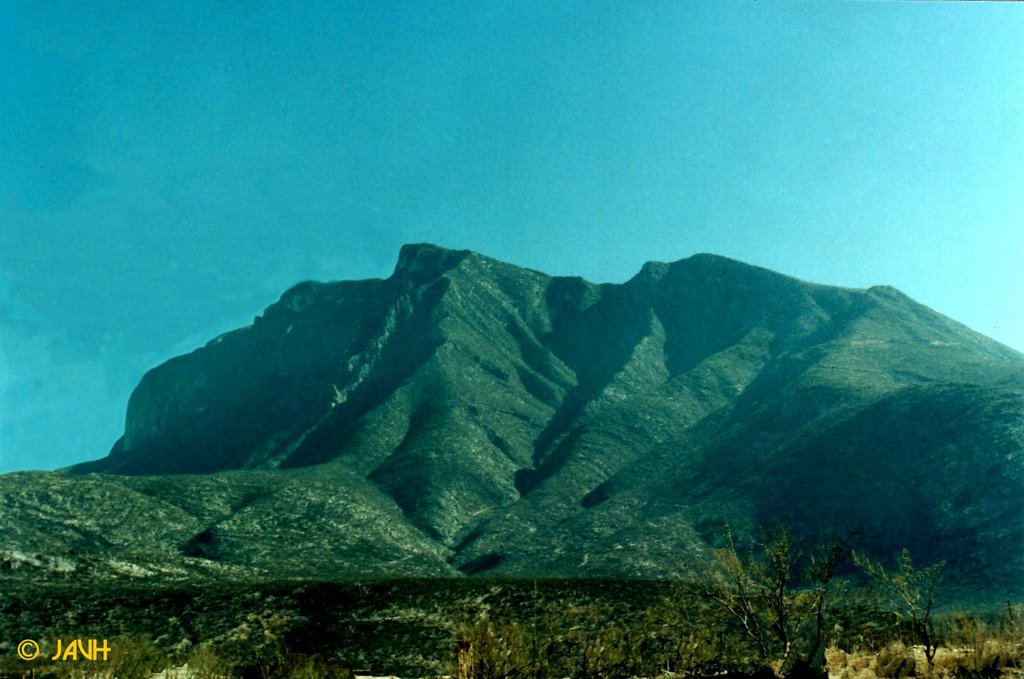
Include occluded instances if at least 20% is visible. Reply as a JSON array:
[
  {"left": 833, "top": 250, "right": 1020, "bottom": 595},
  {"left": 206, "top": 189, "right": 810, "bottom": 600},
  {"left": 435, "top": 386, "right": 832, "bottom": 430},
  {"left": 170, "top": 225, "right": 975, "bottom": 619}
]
[{"left": 4, "top": 244, "right": 1023, "bottom": 600}]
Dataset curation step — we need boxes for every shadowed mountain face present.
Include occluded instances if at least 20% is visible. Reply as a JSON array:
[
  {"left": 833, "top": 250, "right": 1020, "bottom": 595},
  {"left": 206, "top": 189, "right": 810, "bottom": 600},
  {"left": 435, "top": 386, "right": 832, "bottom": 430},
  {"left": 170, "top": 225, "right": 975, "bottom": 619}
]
[{"left": 6, "top": 244, "right": 1023, "bottom": 598}]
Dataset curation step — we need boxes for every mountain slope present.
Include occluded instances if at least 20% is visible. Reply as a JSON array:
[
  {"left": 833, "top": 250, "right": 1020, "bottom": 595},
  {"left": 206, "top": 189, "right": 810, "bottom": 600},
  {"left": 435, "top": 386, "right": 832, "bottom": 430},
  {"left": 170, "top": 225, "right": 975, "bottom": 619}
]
[
  {"left": 1, "top": 467, "right": 457, "bottom": 579},
  {"left": 4, "top": 243, "right": 1020, "bottom": 599}
]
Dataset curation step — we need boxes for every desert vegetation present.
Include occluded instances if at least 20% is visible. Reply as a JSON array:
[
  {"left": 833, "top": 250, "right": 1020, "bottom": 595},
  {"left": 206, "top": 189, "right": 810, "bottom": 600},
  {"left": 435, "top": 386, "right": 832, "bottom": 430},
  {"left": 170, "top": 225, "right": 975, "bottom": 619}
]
[
  {"left": 0, "top": 531, "right": 1018, "bottom": 679},
  {"left": 1, "top": 559, "right": 1022, "bottom": 679}
]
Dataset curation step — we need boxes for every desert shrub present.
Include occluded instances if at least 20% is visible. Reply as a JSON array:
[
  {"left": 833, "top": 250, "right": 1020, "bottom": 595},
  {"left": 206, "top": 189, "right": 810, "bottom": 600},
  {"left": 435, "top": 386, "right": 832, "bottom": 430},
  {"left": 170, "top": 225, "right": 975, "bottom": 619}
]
[
  {"left": 1000, "top": 602, "right": 1024, "bottom": 641},
  {"left": 995, "top": 601, "right": 1024, "bottom": 667},
  {"left": 947, "top": 614, "right": 991, "bottom": 673},
  {"left": 702, "top": 525, "right": 845, "bottom": 676},
  {"left": 941, "top": 650, "right": 1011, "bottom": 679},
  {"left": 652, "top": 586, "right": 756, "bottom": 675},
  {"left": 557, "top": 617, "right": 634, "bottom": 679},
  {"left": 187, "top": 640, "right": 350, "bottom": 679},
  {"left": 188, "top": 641, "right": 233, "bottom": 679},
  {"left": 451, "top": 614, "right": 533, "bottom": 679},
  {"left": 854, "top": 549, "right": 944, "bottom": 668},
  {"left": 874, "top": 641, "right": 916, "bottom": 679},
  {"left": 827, "top": 589, "right": 905, "bottom": 653},
  {"left": 449, "top": 598, "right": 643, "bottom": 679},
  {"left": 537, "top": 600, "right": 682, "bottom": 679},
  {"left": 938, "top": 614, "right": 1018, "bottom": 679},
  {"left": 214, "top": 607, "right": 305, "bottom": 678},
  {"left": 670, "top": 624, "right": 749, "bottom": 676}
]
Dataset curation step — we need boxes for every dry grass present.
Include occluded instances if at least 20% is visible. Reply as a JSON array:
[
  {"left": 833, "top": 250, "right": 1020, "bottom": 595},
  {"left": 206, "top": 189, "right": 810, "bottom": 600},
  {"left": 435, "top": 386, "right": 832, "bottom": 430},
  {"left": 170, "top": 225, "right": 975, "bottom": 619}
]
[{"left": 828, "top": 642, "right": 1024, "bottom": 679}]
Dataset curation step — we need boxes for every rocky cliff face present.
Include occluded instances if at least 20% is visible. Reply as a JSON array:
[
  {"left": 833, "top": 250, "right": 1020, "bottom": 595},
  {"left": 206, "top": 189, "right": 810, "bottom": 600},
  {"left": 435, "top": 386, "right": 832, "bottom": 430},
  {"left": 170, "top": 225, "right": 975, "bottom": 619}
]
[{"left": 12, "top": 243, "right": 1019, "bottom": 597}]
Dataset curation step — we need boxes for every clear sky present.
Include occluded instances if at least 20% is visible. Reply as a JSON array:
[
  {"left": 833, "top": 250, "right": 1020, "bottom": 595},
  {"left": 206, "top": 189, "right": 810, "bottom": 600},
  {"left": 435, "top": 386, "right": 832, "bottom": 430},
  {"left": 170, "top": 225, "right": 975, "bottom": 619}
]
[{"left": 1, "top": 1, "right": 1022, "bottom": 473}]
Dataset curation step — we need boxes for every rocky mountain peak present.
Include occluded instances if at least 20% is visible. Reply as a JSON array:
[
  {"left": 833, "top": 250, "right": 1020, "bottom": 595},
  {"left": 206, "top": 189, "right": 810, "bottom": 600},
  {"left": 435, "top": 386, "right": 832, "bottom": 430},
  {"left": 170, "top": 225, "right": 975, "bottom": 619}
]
[
  {"left": 44, "top": 244, "right": 1024, "bottom": 596},
  {"left": 392, "top": 243, "right": 472, "bottom": 284}
]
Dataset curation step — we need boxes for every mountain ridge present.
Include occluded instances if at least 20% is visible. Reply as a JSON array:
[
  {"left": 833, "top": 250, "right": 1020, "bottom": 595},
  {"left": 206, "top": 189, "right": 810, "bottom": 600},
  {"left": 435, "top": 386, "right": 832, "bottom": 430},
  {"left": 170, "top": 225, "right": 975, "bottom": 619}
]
[{"left": 4, "top": 243, "right": 1021, "bottom": 601}]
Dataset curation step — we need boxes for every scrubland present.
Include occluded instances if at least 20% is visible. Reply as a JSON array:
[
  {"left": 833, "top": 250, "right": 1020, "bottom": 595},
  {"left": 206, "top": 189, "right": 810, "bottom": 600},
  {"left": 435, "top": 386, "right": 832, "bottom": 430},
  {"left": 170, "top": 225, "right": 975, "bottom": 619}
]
[{"left": 1, "top": 577, "right": 1021, "bottom": 679}]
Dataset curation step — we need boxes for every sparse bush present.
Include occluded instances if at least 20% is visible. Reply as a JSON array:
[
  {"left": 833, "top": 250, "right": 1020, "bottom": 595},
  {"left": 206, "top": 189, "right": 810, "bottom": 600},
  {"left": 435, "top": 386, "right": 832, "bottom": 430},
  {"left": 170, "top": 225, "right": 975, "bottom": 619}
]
[
  {"left": 557, "top": 612, "right": 635, "bottom": 679},
  {"left": 701, "top": 525, "right": 845, "bottom": 677},
  {"left": 86, "top": 634, "right": 168, "bottom": 679},
  {"left": 215, "top": 606, "right": 304, "bottom": 678},
  {"left": 939, "top": 612, "right": 1022, "bottom": 679},
  {"left": 451, "top": 615, "right": 533, "bottom": 679},
  {"left": 854, "top": 548, "right": 944, "bottom": 668},
  {"left": 652, "top": 586, "right": 754, "bottom": 675},
  {"left": 995, "top": 601, "right": 1024, "bottom": 665},
  {"left": 188, "top": 641, "right": 232, "bottom": 679},
  {"left": 829, "top": 593, "right": 903, "bottom": 653},
  {"left": 947, "top": 614, "right": 991, "bottom": 674},
  {"left": 669, "top": 624, "right": 746, "bottom": 676}
]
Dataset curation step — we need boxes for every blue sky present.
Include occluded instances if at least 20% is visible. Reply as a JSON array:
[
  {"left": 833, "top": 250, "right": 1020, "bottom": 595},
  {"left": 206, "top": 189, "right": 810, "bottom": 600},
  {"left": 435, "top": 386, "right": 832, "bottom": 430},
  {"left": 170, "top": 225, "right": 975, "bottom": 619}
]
[{"left": 1, "top": 1, "right": 1022, "bottom": 472}]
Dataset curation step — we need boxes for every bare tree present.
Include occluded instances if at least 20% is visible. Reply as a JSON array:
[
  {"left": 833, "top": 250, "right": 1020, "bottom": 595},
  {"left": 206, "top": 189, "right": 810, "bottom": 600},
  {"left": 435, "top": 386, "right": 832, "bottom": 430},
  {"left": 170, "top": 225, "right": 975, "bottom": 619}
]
[
  {"left": 853, "top": 548, "right": 944, "bottom": 668},
  {"left": 702, "top": 525, "right": 845, "bottom": 678}
]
